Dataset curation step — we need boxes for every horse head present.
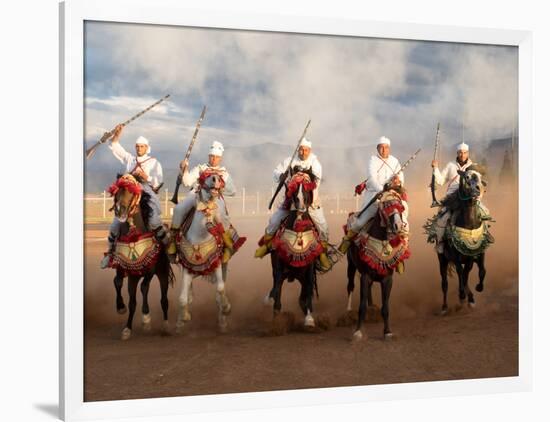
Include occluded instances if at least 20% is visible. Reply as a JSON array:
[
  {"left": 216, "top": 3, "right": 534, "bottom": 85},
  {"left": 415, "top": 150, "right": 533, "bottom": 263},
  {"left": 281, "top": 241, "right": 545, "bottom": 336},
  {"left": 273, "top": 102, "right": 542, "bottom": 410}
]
[
  {"left": 198, "top": 169, "right": 225, "bottom": 202},
  {"left": 285, "top": 168, "right": 317, "bottom": 214},
  {"left": 108, "top": 174, "right": 142, "bottom": 223},
  {"left": 458, "top": 166, "right": 486, "bottom": 200},
  {"left": 378, "top": 189, "right": 408, "bottom": 239}
]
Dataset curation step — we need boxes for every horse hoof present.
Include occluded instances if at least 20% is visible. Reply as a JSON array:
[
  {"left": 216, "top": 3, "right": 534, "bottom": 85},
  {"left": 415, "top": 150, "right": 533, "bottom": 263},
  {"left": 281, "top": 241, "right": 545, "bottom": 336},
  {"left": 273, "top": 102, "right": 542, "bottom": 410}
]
[
  {"left": 175, "top": 323, "right": 184, "bottom": 334},
  {"left": 222, "top": 302, "right": 232, "bottom": 316},
  {"left": 384, "top": 332, "right": 394, "bottom": 340},
  {"left": 121, "top": 327, "right": 131, "bottom": 341},
  {"left": 476, "top": 284, "right": 484, "bottom": 292},
  {"left": 142, "top": 313, "right": 152, "bottom": 331},
  {"left": 117, "top": 306, "right": 127, "bottom": 315},
  {"left": 352, "top": 330, "right": 363, "bottom": 341},
  {"left": 468, "top": 302, "right": 476, "bottom": 309},
  {"left": 161, "top": 321, "right": 171, "bottom": 335},
  {"left": 440, "top": 307, "right": 448, "bottom": 316},
  {"left": 263, "top": 294, "right": 274, "bottom": 306},
  {"left": 304, "top": 314, "right": 315, "bottom": 327}
]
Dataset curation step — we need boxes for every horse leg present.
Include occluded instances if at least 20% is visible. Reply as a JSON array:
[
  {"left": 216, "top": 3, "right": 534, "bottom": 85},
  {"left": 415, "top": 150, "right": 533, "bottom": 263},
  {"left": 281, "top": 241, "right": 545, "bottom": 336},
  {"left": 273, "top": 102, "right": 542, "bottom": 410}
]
[
  {"left": 176, "top": 269, "right": 192, "bottom": 334},
  {"left": 140, "top": 274, "right": 153, "bottom": 331},
  {"left": 475, "top": 253, "right": 487, "bottom": 293},
  {"left": 353, "top": 273, "right": 369, "bottom": 341},
  {"left": 438, "top": 253, "right": 450, "bottom": 314},
  {"left": 215, "top": 266, "right": 231, "bottom": 333},
  {"left": 272, "top": 261, "right": 284, "bottom": 316},
  {"left": 122, "top": 276, "right": 139, "bottom": 340},
  {"left": 113, "top": 270, "right": 126, "bottom": 314},
  {"left": 463, "top": 259, "right": 475, "bottom": 307},
  {"left": 381, "top": 276, "right": 394, "bottom": 339},
  {"left": 346, "top": 252, "right": 356, "bottom": 312},
  {"left": 158, "top": 269, "right": 170, "bottom": 334},
  {"left": 301, "top": 266, "right": 315, "bottom": 328},
  {"left": 454, "top": 261, "right": 466, "bottom": 304}
]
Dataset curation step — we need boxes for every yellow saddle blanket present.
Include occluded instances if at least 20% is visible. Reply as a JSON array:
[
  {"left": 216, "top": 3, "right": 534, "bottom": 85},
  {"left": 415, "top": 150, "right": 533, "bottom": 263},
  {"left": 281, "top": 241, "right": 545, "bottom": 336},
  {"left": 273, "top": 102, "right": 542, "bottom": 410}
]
[{"left": 451, "top": 224, "right": 486, "bottom": 250}]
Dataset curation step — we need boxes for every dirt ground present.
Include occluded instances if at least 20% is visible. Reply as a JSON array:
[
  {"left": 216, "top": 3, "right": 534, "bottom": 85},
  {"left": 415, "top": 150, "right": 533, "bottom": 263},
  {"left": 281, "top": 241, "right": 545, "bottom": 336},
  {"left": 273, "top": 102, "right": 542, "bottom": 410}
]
[{"left": 84, "top": 187, "right": 518, "bottom": 402}]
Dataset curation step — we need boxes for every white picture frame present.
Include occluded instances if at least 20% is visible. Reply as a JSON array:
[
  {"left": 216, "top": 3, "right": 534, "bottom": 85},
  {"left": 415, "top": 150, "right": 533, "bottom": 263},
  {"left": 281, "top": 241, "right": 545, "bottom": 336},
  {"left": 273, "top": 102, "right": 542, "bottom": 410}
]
[{"left": 60, "top": 0, "right": 533, "bottom": 420}]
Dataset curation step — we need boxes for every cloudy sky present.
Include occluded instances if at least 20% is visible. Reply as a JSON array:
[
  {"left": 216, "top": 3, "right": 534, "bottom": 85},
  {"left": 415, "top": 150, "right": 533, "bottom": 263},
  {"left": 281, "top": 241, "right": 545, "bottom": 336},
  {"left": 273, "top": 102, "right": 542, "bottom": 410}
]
[{"left": 84, "top": 21, "right": 518, "bottom": 189}]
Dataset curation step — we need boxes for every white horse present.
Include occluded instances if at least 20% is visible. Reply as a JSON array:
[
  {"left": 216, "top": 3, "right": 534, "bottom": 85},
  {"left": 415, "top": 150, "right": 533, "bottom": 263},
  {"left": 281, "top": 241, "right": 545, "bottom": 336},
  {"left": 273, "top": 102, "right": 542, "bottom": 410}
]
[{"left": 174, "top": 171, "right": 233, "bottom": 333}]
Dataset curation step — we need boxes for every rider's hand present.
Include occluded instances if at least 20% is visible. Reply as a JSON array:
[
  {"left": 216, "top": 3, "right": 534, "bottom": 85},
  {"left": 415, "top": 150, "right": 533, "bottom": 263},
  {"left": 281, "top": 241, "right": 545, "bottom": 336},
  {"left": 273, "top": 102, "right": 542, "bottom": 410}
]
[
  {"left": 111, "top": 124, "right": 124, "bottom": 142},
  {"left": 355, "top": 181, "right": 366, "bottom": 195},
  {"left": 431, "top": 160, "right": 438, "bottom": 168},
  {"left": 132, "top": 168, "right": 147, "bottom": 182}
]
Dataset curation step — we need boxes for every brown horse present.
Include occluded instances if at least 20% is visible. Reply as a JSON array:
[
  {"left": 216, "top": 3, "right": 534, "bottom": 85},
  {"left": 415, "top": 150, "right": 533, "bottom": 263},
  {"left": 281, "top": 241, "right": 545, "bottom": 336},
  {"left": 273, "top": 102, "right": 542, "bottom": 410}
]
[
  {"left": 345, "top": 188, "right": 410, "bottom": 340},
  {"left": 106, "top": 174, "right": 174, "bottom": 340}
]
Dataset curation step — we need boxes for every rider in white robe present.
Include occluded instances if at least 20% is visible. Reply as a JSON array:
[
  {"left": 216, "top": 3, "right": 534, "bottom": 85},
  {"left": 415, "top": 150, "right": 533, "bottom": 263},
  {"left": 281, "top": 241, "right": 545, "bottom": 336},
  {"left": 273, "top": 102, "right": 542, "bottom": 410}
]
[
  {"left": 338, "top": 136, "right": 409, "bottom": 254},
  {"left": 100, "top": 125, "right": 167, "bottom": 269},
  {"left": 254, "top": 137, "right": 331, "bottom": 270},
  {"left": 168, "top": 141, "right": 235, "bottom": 262},
  {"left": 431, "top": 142, "right": 490, "bottom": 253}
]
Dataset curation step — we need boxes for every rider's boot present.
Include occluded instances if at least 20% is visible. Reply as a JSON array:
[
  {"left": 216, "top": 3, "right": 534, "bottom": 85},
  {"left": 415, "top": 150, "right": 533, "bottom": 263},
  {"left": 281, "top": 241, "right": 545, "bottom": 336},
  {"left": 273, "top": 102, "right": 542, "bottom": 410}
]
[
  {"left": 221, "top": 230, "right": 234, "bottom": 264},
  {"left": 254, "top": 233, "right": 274, "bottom": 258},
  {"left": 167, "top": 227, "right": 179, "bottom": 263},
  {"left": 318, "top": 241, "right": 332, "bottom": 271},
  {"left": 338, "top": 229, "right": 357, "bottom": 254},
  {"left": 100, "top": 234, "right": 116, "bottom": 269}
]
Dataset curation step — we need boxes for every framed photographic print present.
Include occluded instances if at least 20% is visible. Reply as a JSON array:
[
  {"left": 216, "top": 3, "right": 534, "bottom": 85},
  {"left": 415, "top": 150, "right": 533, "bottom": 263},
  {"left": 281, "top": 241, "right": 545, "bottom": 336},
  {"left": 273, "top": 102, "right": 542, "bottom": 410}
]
[{"left": 60, "top": 0, "right": 532, "bottom": 420}]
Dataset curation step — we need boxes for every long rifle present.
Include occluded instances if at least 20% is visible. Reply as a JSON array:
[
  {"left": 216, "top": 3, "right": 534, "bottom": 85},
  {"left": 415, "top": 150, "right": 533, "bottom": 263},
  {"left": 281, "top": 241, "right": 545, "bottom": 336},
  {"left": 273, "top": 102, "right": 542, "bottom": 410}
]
[
  {"left": 85, "top": 94, "right": 170, "bottom": 160},
  {"left": 170, "top": 105, "right": 207, "bottom": 204},
  {"left": 356, "top": 148, "right": 421, "bottom": 218},
  {"left": 430, "top": 123, "right": 441, "bottom": 207},
  {"left": 268, "top": 119, "right": 312, "bottom": 210}
]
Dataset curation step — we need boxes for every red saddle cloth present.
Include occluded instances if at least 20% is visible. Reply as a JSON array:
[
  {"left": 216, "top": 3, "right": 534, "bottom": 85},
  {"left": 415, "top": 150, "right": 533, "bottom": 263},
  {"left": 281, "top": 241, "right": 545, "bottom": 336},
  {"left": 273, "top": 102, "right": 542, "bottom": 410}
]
[
  {"left": 271, "top": 218, "right": 323, "bottom": 268},
  {"left": 354, "top": 231, "right": 410, "bottom": 277},
  {"left": 108, "top": 227, "right": 161, "bottom": 276}
]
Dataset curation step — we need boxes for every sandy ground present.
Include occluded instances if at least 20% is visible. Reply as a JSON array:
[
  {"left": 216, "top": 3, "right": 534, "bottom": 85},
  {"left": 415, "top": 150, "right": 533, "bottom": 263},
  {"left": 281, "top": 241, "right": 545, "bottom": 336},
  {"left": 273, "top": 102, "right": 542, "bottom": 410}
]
[{"left": 84, "top": 187, "right": 518, "bottom": 402}]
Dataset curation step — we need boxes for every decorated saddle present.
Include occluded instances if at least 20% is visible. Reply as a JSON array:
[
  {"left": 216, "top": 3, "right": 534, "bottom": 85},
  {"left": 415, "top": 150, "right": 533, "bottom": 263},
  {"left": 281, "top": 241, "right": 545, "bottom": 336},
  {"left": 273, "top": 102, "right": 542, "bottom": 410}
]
[
  {"left": 107, "top": 227, "right": 162, "bottom": 276},
  {"left": 353, "top": 229, "right": 410, "bottom": 276},
  {"left": 446, "top": 223, "right": 493, "bottom": 257},
  {"left": 176, "top": 222, "right": 246, "bottom": 276},
  {"left": 271, "top": 217, "right": 323, "bottom": 268}
]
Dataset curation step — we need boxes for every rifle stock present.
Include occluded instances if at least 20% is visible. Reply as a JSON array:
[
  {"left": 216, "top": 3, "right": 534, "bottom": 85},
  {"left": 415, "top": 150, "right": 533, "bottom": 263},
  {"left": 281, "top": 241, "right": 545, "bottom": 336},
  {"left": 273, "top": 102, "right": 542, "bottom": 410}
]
[{"left": 170, "top": 174, "right": 182, "bottom": 204}]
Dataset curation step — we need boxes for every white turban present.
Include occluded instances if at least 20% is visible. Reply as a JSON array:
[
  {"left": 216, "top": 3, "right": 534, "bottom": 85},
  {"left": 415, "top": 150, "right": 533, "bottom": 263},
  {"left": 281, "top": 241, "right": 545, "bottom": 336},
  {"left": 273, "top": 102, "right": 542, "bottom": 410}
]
[
  {"left": 135, "top": 136, "right": 151, "bottom": 154},
  {"left": 377, "top": 136, "right": 391, "bottom": 146},
  {"left": 299, "top": 137, "right": 312, "bottom": 148},
  {"left": 456, "top": 142, "right": 469, "bottom": 152},
  {"left": 209, "top": 140, "right": 224, "bottom": 157}
]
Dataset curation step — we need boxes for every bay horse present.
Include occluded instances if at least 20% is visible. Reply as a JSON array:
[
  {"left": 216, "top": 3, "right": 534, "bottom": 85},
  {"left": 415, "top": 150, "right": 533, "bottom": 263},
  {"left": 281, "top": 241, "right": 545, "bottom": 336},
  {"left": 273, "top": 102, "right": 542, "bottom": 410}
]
[
  {"left": 106, "top": 174, "right": 174, "bottom": 340},
  {"left": 346, "top": 187, "right": 410, "bottom": 340},
  {"left": 174, "top": 170, "right": 245, "bottom": 334},
  {"left": 264, "top": 169, "right": 323, "bottom": 328},
  {"left": 428, "top": 166, "right": 492, "bottom": 313}
]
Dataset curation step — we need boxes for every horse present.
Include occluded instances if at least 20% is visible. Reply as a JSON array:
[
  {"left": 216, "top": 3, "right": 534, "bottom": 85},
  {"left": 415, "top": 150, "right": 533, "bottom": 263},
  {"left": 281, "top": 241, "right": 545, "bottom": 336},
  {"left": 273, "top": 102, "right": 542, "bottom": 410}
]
[
  {"left": 345, "top": 187, "right": 410, "bottom": 340},
  {"left": 174, "top": 170, "right": 245, "bottom": 334},
  {"left": 263, "top": 169, "right": 324, "bottom": 328},
  {"left": 105, "top": 174, "right": 174, "bottom": 340},
  {"left": 425, "top": 166, "right": 493, "bottom": 314}
]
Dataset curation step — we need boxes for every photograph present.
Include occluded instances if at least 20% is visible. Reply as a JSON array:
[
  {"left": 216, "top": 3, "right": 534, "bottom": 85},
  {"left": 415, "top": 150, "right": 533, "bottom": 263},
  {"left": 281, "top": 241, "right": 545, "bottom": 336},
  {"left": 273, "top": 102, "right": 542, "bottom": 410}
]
[{"left": 81, "top": 19, "right": 520, "bottom": 403}]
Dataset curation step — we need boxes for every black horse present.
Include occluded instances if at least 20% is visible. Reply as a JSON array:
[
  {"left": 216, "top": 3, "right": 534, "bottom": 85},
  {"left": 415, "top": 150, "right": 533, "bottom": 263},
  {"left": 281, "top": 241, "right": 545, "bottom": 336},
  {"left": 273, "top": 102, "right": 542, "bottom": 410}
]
[
  {"left": 434, "top": 166, "right": 491, "bottom": 313},
  {"left": 266, "top": 169, "right": 322, "bottom": 329},
  {"left": 108, "top": 174, "right": 174, "bottom": 340},
  {"left": 346, "top": 188, "right": 409, "bottom": 340}
]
